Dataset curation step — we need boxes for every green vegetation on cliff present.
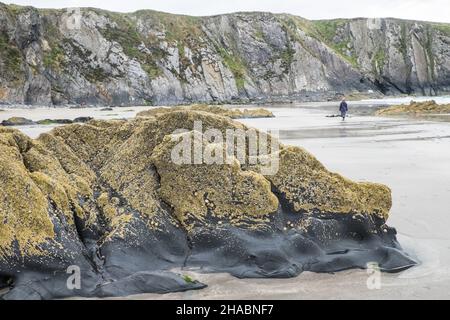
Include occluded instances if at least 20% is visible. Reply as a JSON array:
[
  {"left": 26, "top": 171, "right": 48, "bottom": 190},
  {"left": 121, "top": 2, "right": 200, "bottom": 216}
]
[
  {"left": 0, "top": 32, "right": 23, "bottom": 80},
  {"left": 372, "top": 48, "right": 386, "bottom": 76},
  {"left": 308, "top": 19, "right": 358, "bottom": 67},
  {"left": 99, "top": 11, "right": 164, "bottom": 79},
  {"left": 311, "top": 20, "right": 344, "bottom": 43},
  {"left": 216, "top": 47, "right": 247, "bottom": 90},
  {"left": 433, "top": 22, "right": 450, "bottom": 36},
  {"left": 43, "top": 45, "right": 65, "bottom": 70}
]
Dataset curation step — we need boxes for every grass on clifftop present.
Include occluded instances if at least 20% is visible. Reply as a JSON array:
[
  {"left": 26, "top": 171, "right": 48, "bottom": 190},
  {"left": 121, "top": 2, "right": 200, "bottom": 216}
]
[
  {"left": 2, "top": 3, "right": 28, "bottom": 17},
  {"left": 432, "top": 23, "right": 450, "bottom": 36},
  {"left": 311, "top": 20, "right": 346, "bottom": 43},
  {"left": 311, "top": 20, "right": 359, "bottom": 68},
  {"left": 279, "top": 16, "right": 359, "bottom": 68},
  {"left": 289, "top": 19, "right": 356, "bottom": 67},
  {"left": 137, "top": 11, "right": 203, "bottom": 43}
]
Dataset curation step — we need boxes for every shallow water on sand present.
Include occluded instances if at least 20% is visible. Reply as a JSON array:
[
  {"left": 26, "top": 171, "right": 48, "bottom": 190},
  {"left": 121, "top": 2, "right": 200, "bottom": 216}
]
[
  {"left": 0, "top": 106, "right": 156, "bottom": 138},
  {"left": 2, "top": 100, "right": 450, "bottom": 299},
  {"left": 242, "top": 105, "right": 450, "bottom": 299}
]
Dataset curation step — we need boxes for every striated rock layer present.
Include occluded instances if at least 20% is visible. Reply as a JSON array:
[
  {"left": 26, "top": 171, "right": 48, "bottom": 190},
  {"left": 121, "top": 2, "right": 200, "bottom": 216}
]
[
  {"left": 1, "top": 3, "right": 450, "bottom": 106},
  {"left": 0, "top": 107, "right": 416, "bottom": 299}
]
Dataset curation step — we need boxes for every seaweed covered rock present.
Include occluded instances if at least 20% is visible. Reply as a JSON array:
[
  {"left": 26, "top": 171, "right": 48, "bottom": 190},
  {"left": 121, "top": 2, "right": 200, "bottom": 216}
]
[
  {"left": 151, "top": 131, "right": 279, "bottom": 229},
  {"left": 0, "top": 109, "right": 416, "bottom": 300},
  {"left": 1, "top": 117, "right": 35, "bottom": 126},
  {"left": 251, "top": 146, "right": 392, "bottom": 219},
  {"left": 137, "top": 104, "right": 275, "bottom": 119},
  {"left": 376, "top": 100, "right": 450, "bottom": 116},
  {"left": 36, "top": 119, "right": 74, "bottom": 125}
]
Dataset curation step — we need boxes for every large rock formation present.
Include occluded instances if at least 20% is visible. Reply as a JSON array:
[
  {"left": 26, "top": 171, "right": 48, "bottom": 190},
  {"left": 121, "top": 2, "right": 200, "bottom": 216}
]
[
  {"left": 0, "top": 107, "right": 416, "bottom": 299},
  {"left": 137, "top": 104, "right": 275, "bottom": 119},
  {"left": 0, "top": 3, "right": 449, "bottom": 106},
  {"left": 376, "top": 100, "right": 450, "bottom": 115}
]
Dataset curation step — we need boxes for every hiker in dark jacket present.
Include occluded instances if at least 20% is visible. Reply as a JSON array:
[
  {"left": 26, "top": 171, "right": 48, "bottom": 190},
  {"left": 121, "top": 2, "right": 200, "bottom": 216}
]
[{"left": 339, "top": 97, "right": 348, "bottom": 121}]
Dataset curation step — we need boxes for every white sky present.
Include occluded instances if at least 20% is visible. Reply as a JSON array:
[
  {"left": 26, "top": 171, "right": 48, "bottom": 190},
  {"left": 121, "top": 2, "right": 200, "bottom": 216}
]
[{"left": 5, "top": 0, "right": 450, "bottom": 23}]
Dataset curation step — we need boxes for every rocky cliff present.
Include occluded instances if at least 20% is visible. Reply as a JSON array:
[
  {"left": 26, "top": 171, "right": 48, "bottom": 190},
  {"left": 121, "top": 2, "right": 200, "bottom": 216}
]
[{"left": 0, "top": 3, "right": 449, "bottom": 106}]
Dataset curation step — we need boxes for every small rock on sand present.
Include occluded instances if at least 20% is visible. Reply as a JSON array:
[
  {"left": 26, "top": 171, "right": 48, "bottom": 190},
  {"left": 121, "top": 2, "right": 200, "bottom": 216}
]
[{"left": 1, "top": 117, "right": 35, "bottom": 126}]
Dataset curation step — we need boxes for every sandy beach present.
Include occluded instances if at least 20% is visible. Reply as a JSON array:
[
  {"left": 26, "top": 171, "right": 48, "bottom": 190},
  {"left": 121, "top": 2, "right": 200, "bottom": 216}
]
[{"left": 2, "top": 99, "right": 450, "bottom": 299}]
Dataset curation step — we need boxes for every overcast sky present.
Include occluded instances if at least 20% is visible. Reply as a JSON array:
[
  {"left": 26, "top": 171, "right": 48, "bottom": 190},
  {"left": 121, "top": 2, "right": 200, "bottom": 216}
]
[{"left": 5, "top": 0, "right": 450, "bottom": 23}]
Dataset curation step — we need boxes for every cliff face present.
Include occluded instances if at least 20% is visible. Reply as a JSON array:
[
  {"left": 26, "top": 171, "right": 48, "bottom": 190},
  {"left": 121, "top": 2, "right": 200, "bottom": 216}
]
[{"left": 0, "top": 3, "right": 449, "bottom": 106}]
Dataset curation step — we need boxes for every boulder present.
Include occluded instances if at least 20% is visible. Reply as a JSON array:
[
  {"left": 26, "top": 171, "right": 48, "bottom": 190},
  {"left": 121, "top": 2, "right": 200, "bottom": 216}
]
[
  {"left": 36, "top": 119, "right": 74, "bottom": 125},
  {"left": 73, "top": 117, "right": 93, "bottom": 123},
  {"left": 1, "top": 117, "right": 35, "bottom": 126}
]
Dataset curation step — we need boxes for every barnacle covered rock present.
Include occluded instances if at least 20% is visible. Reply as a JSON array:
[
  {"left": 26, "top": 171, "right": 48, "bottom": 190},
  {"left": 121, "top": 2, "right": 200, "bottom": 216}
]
[
  {"left": 137, "top": 104, "right": 275, "bottom": 119},
  {"left": 376, "top": 100, "right": 450, "bottom": 116},
  {"left": 0, "top": 109, "right": 415, "bottom": 300}
]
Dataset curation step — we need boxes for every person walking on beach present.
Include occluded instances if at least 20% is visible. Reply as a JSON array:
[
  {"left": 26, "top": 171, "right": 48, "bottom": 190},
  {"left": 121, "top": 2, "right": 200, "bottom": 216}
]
[{"left": 339, "top": 97, "right": 348, "bottom": 121}]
